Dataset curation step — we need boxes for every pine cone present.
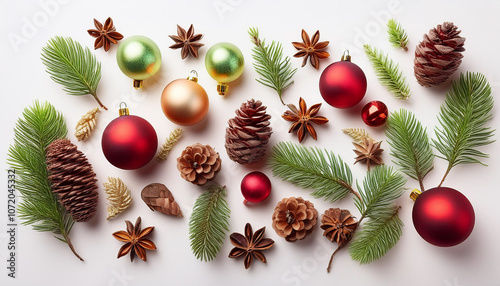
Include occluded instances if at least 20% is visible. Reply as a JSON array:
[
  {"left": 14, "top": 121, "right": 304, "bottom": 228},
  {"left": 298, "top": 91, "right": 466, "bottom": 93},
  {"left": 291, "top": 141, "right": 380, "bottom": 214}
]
[
  {"left": 321, "top": 208, "right": 357, "bottom": 247},
  {"left": 141, "top": 183, "right": 182, "bottom": 217},
  {"left": 46, "top": 139, "right": 98, "bottom": 222},
  {"left": 414, "top": 22, "right": 465, "bottom": 87},
  {"left": 177, "top": 143, "right": 221, "bottom": 186},
  {"left": 225, "top": 99, "right": 272, "bottom": 164},
  {"left": 272, "top": 197, "right": 318, "bottom": 242}
]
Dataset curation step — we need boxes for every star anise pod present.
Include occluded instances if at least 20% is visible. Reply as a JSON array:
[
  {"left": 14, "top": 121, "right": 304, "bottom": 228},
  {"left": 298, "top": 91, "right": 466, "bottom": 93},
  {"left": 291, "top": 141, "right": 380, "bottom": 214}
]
[
  {"left": 112, "top": 217, "right": 156, "bottom": 262},
  {"left": 353, "top": 138, "right": 384, "bottom": 171},
  {"left": 169, "top": 24, "right": 204, "bottom": 59},
  {"left": 282, "top": 97, "right": 329, "bottom": 143},
  {"left": 87, "top": 17, "right": 123, "bottom": 52},
  {"left": 229, "top": 223, "right": 275, "bottom": 269},
  {"left": 292, "top": 29, "right": 330, "bottom": 69}
]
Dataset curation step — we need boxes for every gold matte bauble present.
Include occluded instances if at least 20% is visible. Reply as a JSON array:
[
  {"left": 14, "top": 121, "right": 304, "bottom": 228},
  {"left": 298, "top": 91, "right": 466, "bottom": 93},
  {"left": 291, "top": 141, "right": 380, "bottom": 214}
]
[{"left": 161, "top": 76, "right": 209, "bottom": 126}]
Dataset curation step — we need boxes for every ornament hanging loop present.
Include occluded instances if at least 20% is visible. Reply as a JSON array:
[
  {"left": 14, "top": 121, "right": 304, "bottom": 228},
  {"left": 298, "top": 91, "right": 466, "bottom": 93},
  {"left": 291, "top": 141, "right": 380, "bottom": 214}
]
[
  {"left": 119, "top": 102, "right": 130, "bottom": 116},
  {"left": 187, "top": 70, "right": 199, "bottom": 83},
  {"left": 341, "top": 50, "right": 351, "bottom": 62}
]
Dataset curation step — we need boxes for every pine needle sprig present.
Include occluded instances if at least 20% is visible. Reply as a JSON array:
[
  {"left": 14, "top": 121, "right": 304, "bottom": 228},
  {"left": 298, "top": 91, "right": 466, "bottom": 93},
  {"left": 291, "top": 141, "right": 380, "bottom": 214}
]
[
  {"left": 342, "top": 128, "right": 374, "bottom": 144},
  {"left": 189, "top": 185, "right": 231, "bottom": 262},
  {"left": 433, "top": 72, "right": 495, "bottom": 187},
  {"left": 269, "top": 141, "right": 359, "bottom": 202},
  {"left": 363, "top": 44, "right": 411, "bottom": 100},
  {"left": 157, "top": 128, "right": 183, "bottom": 162},
  {"left": 349, "top": 207, "right": 403, "bottom": 264},
  {"left": 7, "top": 101, "right": 83, "bottom": 260},
  {"left": 387, "top": 19, "right": 409, "bottom": 50},
  {"left": 354, "top": 165, "right": 406, "bottom": 221},
  {"left": 385, "top": 109, "right": 434, "bottom": 191},
  {"left": 249, "top": 27, "right": 297, "bottom": 105},
  {"left": 41, "top": 36, "right": 106, "bottom": 110}
]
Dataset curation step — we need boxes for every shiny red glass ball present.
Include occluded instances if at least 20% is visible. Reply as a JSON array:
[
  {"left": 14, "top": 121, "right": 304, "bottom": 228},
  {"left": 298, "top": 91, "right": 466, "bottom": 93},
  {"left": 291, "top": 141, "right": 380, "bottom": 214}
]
[
  {"left": 361, "top": 101, "right": 388, "bottom": 127},
  {"left": 241, "top": 171, "right": 272, "bottom": 204},
  {"left": 102, "top": 115, "right": 158, "bottom": 170},
  {"left": 412, "top": 187, "right": 475, "bottom": 247},
  {"left": 319, "top": 61, "right": 367, "bottom": 108}
]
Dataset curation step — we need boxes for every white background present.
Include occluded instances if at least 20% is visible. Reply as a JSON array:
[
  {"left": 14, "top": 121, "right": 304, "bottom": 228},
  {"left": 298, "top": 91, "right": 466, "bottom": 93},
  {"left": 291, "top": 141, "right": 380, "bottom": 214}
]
[{"left": 1, "top": 0, "right": 500, "bottom": 285}]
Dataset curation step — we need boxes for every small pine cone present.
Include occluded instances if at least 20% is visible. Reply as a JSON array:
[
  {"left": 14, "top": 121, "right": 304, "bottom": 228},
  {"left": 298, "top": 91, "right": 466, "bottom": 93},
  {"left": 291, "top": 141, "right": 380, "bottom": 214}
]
[
  {"left": 141, "top": 183, "right": 182, "bottom": 217},
  {"left": 225, "top": 99, "right": 272, "bottom": 164},
  {"left": 272, "top": 197, "right": 318, "bottom": 242},
  {"left": 321, "top": 208, "right": 357, "bottom": 247},
  {"left": 414, "top": 22, "right": 465, "bottom": 87},
  {"left": 177, "top": 143, "right": 221, "bottom": 186},
  {"left": 46, "top": 139, "right": 98, "bottom": 222}
]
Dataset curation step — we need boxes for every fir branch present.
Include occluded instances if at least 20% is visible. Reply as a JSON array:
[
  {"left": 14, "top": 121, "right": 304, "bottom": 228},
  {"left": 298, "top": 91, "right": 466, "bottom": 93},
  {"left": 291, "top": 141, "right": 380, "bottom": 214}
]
[
  {"left": 349, "top": 207, "right": 403, "bottom": 264},
  {"left": 433, "top": 72, "right": 495, "bottom": 187},
  {"left": 103, "top": 177, "right": 132, "bottom": 220},
  {"left": 7, "top": 101, "right": 82, "bottom": 260},
  {"left": 387, "top": 19, "right": 409, "bottom": 50},
  {"left": 269, "top": 141, "right": 360, "bottom": 202},
  {"left": 342, "top": 128, "right": 374, "bottom": 144},
  {"left": 189, "top": 185, "right": 231, "bottom": 262},
  {"left": 354, "top": 165, "right": 406, "bottom": 221},
  {"left": 157, "top": 128, "right": 183, "bottom": 162},
  {"left": 363, "top": 44, "right": 411, "bottom": 100},
  {"left": 385, "top": 109, "right": 434, "bottom": 191},
  {"left": 41, "top": 36, "right": 106, "bottom": 110},
  {"left": 249, "top": 27, "right": 297, "bottom": 105}
]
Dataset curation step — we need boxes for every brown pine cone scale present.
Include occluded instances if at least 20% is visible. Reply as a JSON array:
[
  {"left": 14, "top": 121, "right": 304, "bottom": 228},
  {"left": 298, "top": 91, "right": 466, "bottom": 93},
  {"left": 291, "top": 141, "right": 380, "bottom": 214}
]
[{"left": 46, "top": 138, "right": 99, "bottom": 222}]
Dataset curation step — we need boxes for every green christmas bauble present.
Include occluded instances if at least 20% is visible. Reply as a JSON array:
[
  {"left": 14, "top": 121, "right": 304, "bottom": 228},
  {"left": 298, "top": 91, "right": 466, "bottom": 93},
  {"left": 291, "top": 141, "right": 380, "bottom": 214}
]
[
  {"left": 205, "top": 42, "right": 244, "bottom": 95},
  {"left": 116, "top": 35, "right": 161, "bottom": 88}
]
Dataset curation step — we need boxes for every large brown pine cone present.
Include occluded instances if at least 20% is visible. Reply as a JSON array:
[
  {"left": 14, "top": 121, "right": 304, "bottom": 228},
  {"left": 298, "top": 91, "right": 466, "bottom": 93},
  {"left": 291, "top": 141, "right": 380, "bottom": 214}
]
[
  {"left": 272, "top": 197, "right": 318, "bottom": 242},
  {"left": 321, "top": 208, "right": 357, "bottom": 247},
  {"left": 414, "top": 22, "right": 465, "bottom": 87},
  {"left": 225, "top": 99, "right": 272, "bottom": 164},
  {"left": 177, "top": 143, "right": 221, "bottom": 186},
  {"left": 46, "top": 139, "right": 99, "bottom": 222}
]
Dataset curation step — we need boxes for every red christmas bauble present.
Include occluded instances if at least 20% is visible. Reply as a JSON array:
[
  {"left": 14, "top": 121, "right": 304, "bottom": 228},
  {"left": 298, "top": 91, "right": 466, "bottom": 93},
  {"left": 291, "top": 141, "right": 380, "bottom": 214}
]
[
  {"left": 412, "top": 187, "right": 475, "bottom": 247},
  {"left": 319, "top": 55, "right": 367, "bottom": 109},
  {"left": 102, "top": 114, "right": 158, "bottom": 170},
  {"left": 361, "top": 100, "right": 388, "bottom": 127},
  {"left": 241, "top": 171, "right": 272, "bottom": 204}
]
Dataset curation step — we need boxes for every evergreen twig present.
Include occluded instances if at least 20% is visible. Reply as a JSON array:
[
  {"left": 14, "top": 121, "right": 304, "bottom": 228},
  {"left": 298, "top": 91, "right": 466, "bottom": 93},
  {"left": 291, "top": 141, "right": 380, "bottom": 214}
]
[
  {"left": 7, "top": 101, "right": 82, "bottom": 260},
  {"left": 157, "top": 128, "right": 183, "bottom": 162},
  {"left": 248, "top": 27, "right": 297, "bottom": 105},
  {"left": 269, "top": 141, "right": 359, "bottom": 202},
  {"left": 433, "top": 72, "right": 495, "bottom": 187},
  {"left": 364, "top": 44, "right": 411, "bottom": 100},
  {"left": 342, "top": 128, "right": 374, "bottom": 144},
  {"left": 41, "top": 36, "right": 106, "bottom": 110},
  {"left": 189, "top": 185, "right": 231, "bottom": 262},
  {"left": 385, "top": 109, "right": 434, "bottom": 192},
  {"left": 387, "top": 19, "right": 409, "bottom": 50}
]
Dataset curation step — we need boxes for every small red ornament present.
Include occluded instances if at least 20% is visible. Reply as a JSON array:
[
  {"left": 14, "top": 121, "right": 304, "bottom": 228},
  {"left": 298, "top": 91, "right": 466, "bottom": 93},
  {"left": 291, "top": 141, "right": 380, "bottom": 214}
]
[
  {"left": 241, "top": 171, "right": 272, "bottom": 204},
  {"left": 102, "top": 103, "right": 158, "bottom": 170},
  {"left": 319, "top": 51, "right": 367, "bottom": 109},
  {"left": 412, "top": 187, "right": 475, "bottom": 247},
  {"left": 361, "top": 100, "right": 388, "bottom": 127}
]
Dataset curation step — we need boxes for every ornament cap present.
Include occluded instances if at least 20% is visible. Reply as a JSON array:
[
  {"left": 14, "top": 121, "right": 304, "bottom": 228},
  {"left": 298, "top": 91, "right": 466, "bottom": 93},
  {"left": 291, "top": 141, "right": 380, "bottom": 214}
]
[
  {"left": 187, "top": 70, "right": 199, "bottom": 83},
  {"left": 118, "top": 102, "right": 130, "bottom": 116},
  {"left": 341, "top": 50, "right": 351, "bottom": 62},
  {"left": 217, "top": 83, "right": 228, "bottom": 96},
  {"left": 410, "top": 189, "right": 422, "bottom": 201},
  {"left": 133, "top": 80, "right": 143, "bottom": 89}
]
